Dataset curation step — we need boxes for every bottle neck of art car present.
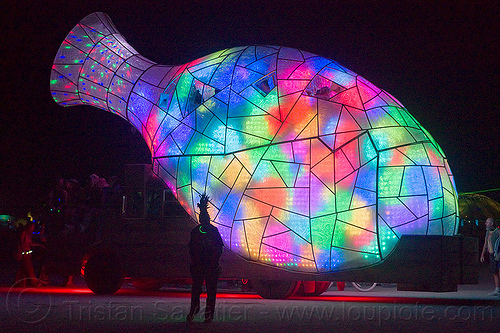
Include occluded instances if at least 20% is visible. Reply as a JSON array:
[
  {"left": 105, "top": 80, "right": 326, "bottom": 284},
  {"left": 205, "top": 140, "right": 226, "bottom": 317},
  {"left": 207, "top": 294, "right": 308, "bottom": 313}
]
[{"left": 49, "top": 12, "right": 185, "bottom": 135}]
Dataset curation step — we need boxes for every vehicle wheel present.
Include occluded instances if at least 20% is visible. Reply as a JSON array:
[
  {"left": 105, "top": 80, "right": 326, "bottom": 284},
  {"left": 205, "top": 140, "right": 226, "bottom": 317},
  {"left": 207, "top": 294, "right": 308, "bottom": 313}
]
[
  {"left": 132, "top": 278, "right": 163, "bottom": 291},
  {"left": 351, "top": 282, "right": 377, "bottom": 292},
  {"left": 295, "top": 281, "right": 331, "bottom": 296},
  {"left": 251, "top": 279, "right": 300, "bottom": 299},
  {"left": 311, "top": 281, "right": 331, "bottom": 296},
  {"left": 84, "top": 249, "right": 124, "bottom": 294}
]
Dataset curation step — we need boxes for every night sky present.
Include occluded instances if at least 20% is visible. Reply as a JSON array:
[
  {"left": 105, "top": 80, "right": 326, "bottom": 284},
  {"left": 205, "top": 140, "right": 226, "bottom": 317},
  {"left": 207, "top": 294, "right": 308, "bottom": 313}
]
[{"left": 1, "top": 1, "right": 499, "bottom": 214}]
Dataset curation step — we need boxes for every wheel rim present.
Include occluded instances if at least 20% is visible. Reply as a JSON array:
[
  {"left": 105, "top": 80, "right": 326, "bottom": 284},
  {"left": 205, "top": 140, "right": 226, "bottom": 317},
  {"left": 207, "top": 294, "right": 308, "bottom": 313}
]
[{"left": 351, "top": 282, "right": 377, "bottom": 292}]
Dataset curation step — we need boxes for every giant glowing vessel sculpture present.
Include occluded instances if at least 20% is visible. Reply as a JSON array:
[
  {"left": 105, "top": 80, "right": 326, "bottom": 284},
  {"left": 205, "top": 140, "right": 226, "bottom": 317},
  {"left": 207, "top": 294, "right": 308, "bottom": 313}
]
[{"left": 50, "top": 12, "right": 459, "bottom": 274}]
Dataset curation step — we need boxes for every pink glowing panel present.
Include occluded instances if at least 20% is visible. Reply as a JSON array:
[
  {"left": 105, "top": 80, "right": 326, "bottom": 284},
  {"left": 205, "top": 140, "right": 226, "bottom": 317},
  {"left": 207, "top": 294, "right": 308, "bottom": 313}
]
[{"left": 50, "top": 12, "right": 459, "bottom": 273}]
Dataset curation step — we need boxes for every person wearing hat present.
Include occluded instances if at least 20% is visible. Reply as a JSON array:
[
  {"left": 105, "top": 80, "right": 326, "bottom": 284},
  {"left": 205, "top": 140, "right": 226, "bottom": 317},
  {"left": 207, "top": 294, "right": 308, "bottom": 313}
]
[{"left": 186, "top": 194, "right": 223, "bottom": 323}]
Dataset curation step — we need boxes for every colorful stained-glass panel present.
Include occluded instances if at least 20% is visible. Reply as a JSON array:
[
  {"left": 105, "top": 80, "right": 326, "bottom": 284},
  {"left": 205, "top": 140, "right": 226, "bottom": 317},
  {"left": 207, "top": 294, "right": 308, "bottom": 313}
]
[{"left": 50, "top": 12, "right": 459, "bottom": 273}]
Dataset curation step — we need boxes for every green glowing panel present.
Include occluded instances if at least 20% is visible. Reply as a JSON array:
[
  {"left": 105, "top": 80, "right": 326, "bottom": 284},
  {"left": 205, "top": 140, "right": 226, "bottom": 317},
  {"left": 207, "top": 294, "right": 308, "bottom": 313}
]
[
  {"left": 377, "top": 219, "right": 399, "bottom": 258},
  {"left": 311, "top": 214, "right": 336, "bottom": 272},
  {"left": 378, "top": 167, "right": 404, "bottom": 198}
]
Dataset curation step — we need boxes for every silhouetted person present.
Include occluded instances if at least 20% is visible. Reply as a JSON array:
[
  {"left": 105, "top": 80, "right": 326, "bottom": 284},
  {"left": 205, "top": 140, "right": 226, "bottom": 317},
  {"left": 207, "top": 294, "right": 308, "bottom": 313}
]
[
  {"left": 187, "top": 194, "right": 223, "bottom": 323},
  {"left": 480, "top": 217, "right": 500, "bottom": 295},
  {"left": 32, "top": 218, "right": 49, "bottom": 286},
  {"left": 64, "top": 179, "right": 83, "bottom": 232},
  {"left": 15, "top": 220, "right": 39, "bottom": 286},
  {"left": 84, "top": 174, "right": 106, "bottom": 244},
  {"left": 105, "top": 175, "right": 123, "bottom": 217},
  {"left": 48, "top": 177, "right": 68, "bottom": 231}
]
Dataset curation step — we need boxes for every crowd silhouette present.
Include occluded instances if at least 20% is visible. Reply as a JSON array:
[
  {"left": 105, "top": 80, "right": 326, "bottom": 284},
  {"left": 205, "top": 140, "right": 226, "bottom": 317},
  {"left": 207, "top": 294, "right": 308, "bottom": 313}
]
[{"left": 13, "top": 174, "right": 123, "bottom": 287}]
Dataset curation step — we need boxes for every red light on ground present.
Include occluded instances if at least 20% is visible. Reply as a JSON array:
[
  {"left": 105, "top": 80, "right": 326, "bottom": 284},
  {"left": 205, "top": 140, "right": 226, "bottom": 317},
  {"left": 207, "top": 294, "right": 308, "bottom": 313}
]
[
  {"left": 0, "top": 286, "right": 94, "bottom": 294},
  {"left": 217, "top": 293, "right": 262, "bottom": 299},
  {"left": 0, "top": 287, "right": 494, "bottom": 306},
  {"left": 290, "top": 295, "right": 390, "bottom": 302}
]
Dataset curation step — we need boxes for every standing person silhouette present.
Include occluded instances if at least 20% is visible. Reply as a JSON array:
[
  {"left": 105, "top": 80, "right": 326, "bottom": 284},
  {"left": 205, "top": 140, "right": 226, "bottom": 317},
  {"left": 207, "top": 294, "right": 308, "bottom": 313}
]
[
  {"left": 186, "top": 194, "right": 223, "bottom": 323},
  {"left": 15, "top": 219, "right": 39, "bottom": 287},
  {"left": 480, "top": 217, "right": 500, "bottom": 295}
]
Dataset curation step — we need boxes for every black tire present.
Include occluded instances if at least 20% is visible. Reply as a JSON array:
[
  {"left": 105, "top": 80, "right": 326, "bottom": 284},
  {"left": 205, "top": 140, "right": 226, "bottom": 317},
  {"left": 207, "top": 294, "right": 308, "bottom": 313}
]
[
  {"left": 251, "top": 279, "right": 299, "bottom": 299},
  {"left": 295, "top": 281, "right": 331, "bottom": 296},
  {"left": 84, "top": 249, "right": 123, "bottom": 294},
  {"left": 311, "top": 281, "right": 331, "bottom": 296},
  {"left": 132, "top": 278, "right": 163, "bottom": 291}
]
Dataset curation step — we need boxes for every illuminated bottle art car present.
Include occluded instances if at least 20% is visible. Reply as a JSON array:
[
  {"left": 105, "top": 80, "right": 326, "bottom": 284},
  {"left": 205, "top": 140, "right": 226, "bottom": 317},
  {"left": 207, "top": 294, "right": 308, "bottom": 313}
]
[{"left": 50, "top": 12, "right": 459, "bottom": 275}]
